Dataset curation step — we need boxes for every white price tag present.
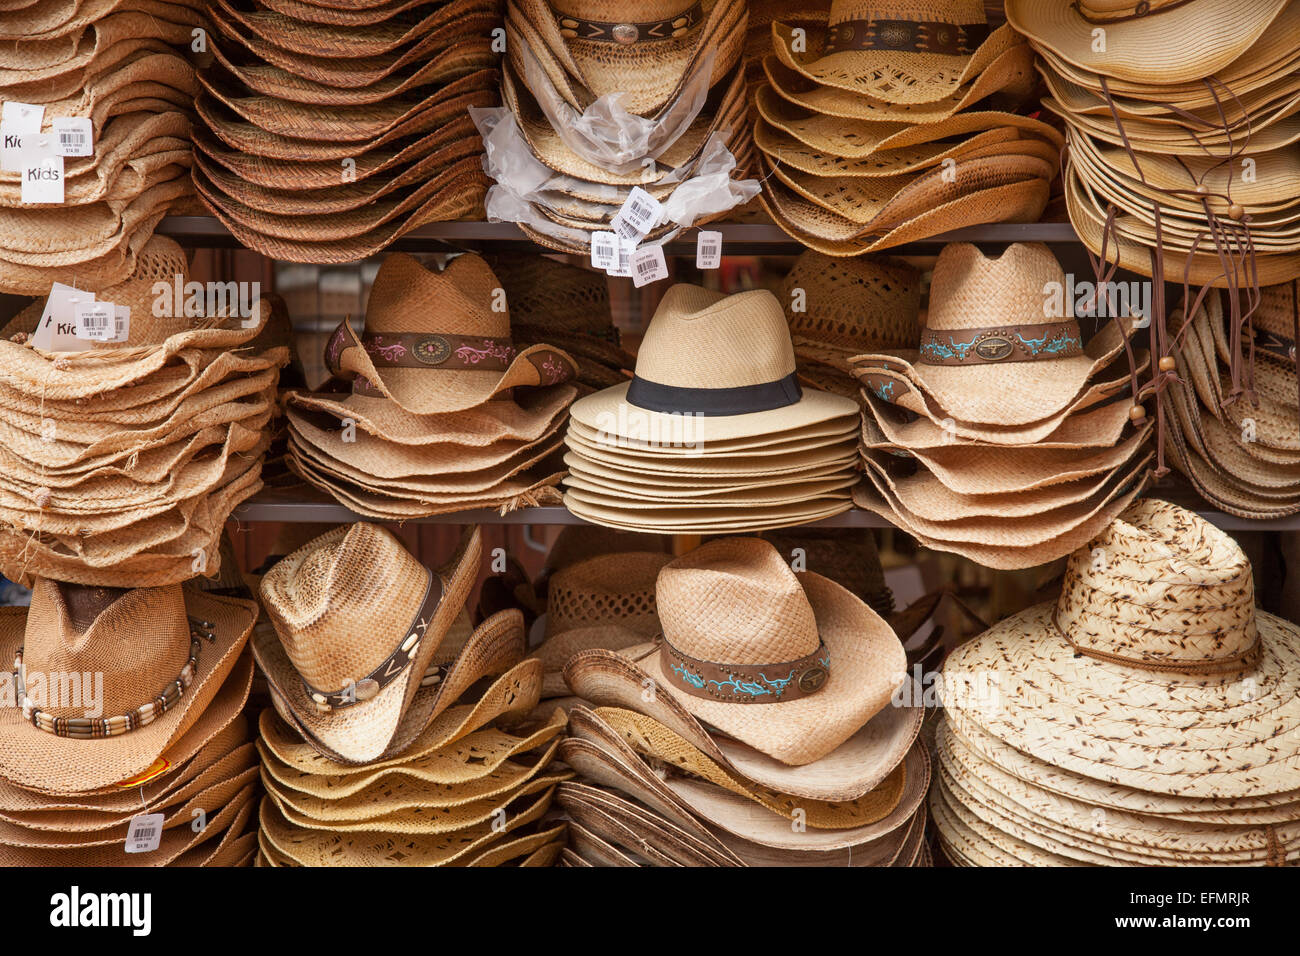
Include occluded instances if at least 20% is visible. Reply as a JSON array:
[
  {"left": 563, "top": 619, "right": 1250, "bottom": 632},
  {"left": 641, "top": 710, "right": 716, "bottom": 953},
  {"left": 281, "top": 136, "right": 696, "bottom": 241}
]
[
  {"left": 696, "top": 230, "right": 723, "bottom": 269},
  {"left": 631, "top": 244, "right": 669, "bottom": 288},
  {"left": 606, "top": 238, "right": 635, "bottom": 278},
  {"left": 591, "top": 230, "right": 618, "bottom": 271},
  {"left": 112, "top": 305, "right": 131, "bottom": 343},
  {"left": 611, "top": 186, "right": 662, "bottom": 239},
  {"left": 31, "top": 283, "right": 93, "bottom": 352},
  {"left": 0, "top": 126, "right": 32, "bottom": 172},
  {"left": 21, "top": 150, "right": 63, "bottom": 204},
  {"left": 53, "top": 117, "right": 92, "bottom": 157},
  {"left": 2, "top": 101, "right": 44, "bottom": 134},
  {"left": 125, "top": 813, "right": 165, "bottom": 854},
  {"left": 75, "top": 300, "right": 113, "bottom": 340}
]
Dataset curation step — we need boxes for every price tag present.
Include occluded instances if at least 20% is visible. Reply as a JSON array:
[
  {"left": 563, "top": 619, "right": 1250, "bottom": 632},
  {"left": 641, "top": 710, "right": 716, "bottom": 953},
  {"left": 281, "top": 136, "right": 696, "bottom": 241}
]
[
  {"left": 52, "top": 117, "right": 92, "bottom": 157},
  {"left": 112, "top": 305, "right": 131, "bottom": 343},
  {"left": 125, "top": 813, "right": 165, "bottom": 854},
  {"left": 75, "top": 300, "right": 114, "bottom": 340},
  {"left": 591, "top": 230, "right": 618, "bottom": 271},
  {"left": 21, "top": 148, "right": 63, "bottom": 204},
  {"left": 607, "top": 238, "right": 635, "bottom": 278},
  {"left": 696, "top": 230, "right": 723, "bottom": 269},
  {"left": 610, "top": 186, "right": 662, "bottom": 239},
  {"left": 2, "top": 101, "right": 44, "bottom": 134},
  {"left": 31, "top": 283, "right": 92, "bottom": 352},
  {"left": 631, "top": 244, "right": 669, "bottom": 288},
  {"left": 0, "top": 126, "right": 31, "bottom": 172}
]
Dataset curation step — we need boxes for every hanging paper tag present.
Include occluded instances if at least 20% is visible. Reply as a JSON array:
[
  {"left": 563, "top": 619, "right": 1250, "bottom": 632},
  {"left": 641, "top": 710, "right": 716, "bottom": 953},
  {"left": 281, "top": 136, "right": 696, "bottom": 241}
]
[
  {"left": 2, "top": 101, "right": 44, "bottom": 134},
  {"left": 21, "top": 148, "right": 64, "bottom": 204},
  {"left": 52, "top": 117, "right": 92, "bottom": 157},
  {"left": 591, "top": 230, "right": 619, "bottom": 271},
  {"left": 607, "top": 238, "right": 635, "bottom": 278},
  {"left": 696, "top": 230, "right": 723, "bottom": 269},
  {"left": 112, "top": 305, "right": 131, "bottom": 343},
  {"left": 75, "top": 299, "right": 114, "bottom": 340},
  {"left": 124, "top": 813, "right": 165, "bottom": 854},
  {"left": 0, "top": 126, "right": 32, "bottom": 172},
  {"left": 611, "top": 186, "right": 662, "bottom": 240},
  {"left": 631, "top": 245, "right": 669, "bottom": 288},
  {"left": 31, "top": 283, "right": 93, "bottom": 352}
]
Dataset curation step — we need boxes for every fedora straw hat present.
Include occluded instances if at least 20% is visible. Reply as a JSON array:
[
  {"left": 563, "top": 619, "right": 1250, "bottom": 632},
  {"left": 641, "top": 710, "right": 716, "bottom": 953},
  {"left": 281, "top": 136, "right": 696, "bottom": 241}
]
[
  {"left": 253, "top": 523, "right": 481, "bottom": 764},
  {"left": 0, "top": 580, "right": 257, "bottom": 794},
  {"left": 944, "top": 498, "right": 1300, "bottom": 799},
  {"left": 325, "top": 254, "right": 577, "bottom": 415},
  {"left": 1006, "top": 0, "right": 1289, "bottom": 84}
]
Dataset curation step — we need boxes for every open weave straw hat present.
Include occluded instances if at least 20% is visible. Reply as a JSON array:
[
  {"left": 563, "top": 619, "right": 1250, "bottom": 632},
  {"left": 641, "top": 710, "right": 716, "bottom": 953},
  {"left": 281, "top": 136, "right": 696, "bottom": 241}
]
[
  {"left": 0, "top": 579, "right": 257, "bottom": 794},
  {"left": 943, "top": 498, "right": 1300, "bottom": 800},
  {"left": 254, "top": 523, "right": 481, "bottom": 765},
  {"left": 1005, "top": 0, "right": 1289, "bottom": 84},
  {"left": 325, "top": 253, "right": 577, "bottom": 415}
]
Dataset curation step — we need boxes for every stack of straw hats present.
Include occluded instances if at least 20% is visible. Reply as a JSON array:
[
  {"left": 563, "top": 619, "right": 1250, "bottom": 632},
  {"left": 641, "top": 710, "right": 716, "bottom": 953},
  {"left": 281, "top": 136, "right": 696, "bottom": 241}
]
[
  {"left": 934, "top": 499, "right": 1300, "bottom": 866},
  {"left": 192, "top": 0, "right": 500, "bottom": 263},
  {"left": 283, "top": 253, "right": 580, "bottom": 520},
  {"left": 563, "top": 283, "right": 861, "bottom": 533},
  {"left": 474, "top": 0, "right": 758, "bottom": 254},
  {"left": 1165, "top": 284, "right": 1300, "bottom": 518},
  {"left": 850, "top": 242, "right": 1156, "bottom": 570},
  {"left": 0, "top": 236, "right": 290, "bottom": 588},
  {"left": 252, "top": 524, "right": 570, "bottom": 867},
  {"left": 557, "top": 537, "right": 931, "bottom": 867},
  {"left": 753, "top": 0, "right": 1062, "bottom": 255},
  {"left": 0, "top": 577, "right": 260, "bottom": 866},
  {"left": 1007, "top": 0, "right": 1300, "bottom": 287},
  {"left": 483, "top": 252, "right": 634, "bottom": 392},
  {"left": 0, "top": 0, "right": 205, "bottom": 294},
  {"left": 780, "top": 250, "right": 921, "bottom": 400}
]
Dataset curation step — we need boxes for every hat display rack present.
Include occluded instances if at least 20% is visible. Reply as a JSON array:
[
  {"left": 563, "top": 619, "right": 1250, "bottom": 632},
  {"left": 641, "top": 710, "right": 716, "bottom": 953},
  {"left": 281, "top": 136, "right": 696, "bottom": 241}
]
[{"left": 1, "top": 0, "right": 1300, "bottom": 881}]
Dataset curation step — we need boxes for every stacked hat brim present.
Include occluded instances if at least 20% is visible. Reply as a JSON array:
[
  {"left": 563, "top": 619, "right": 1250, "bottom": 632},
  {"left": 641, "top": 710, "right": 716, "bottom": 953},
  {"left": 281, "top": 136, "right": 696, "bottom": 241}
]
[
  {"left": 851, "top": 243, "right": 1154, "bottom": 570},
  {"left": 0, "top": 237, "right": 289, "bottom": 588},
  {"left": 935, "top": 499, "right": 1300, "bottom": 866},
  {"left": 283, "top": 253, "right": 579, "bottom": 520},
  {"left": 1164, "top": 285, "right": 1300, "bottom": 517},
  {"left": 474, "top": 0, "right": 757, "bottom": 255},
  {"left": 754, "top": 8, "right": 1060, "bottom": 256},
  {"left": 193, "top": 0, "right": 497, "bottom": 263},
  {"left": 0, "top": 1, "right": 206, "bottom": 294},
  {"left": 1009, "top": 0, "right": 1300, "bottom": 287}
]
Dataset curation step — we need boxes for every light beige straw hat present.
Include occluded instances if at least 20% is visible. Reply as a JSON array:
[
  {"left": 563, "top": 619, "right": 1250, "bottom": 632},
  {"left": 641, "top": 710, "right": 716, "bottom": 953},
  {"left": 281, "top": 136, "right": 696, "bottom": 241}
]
[
  {"left": 0, "top": 579, "right": 257, "bottom": 794},
  {"left": 944, "top": 498, "right": 1300, "bottom": 799}
]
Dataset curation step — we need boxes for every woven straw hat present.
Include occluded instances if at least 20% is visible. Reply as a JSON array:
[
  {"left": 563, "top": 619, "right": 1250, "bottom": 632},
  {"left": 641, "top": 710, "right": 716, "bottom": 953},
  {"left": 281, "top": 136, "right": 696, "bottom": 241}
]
[
  {"left": 629, "top": 538, "right": 905, "bottom": 766},
  {"left": 944, "top": 499, "right": 1300, "bottom": 799},
  {"left": 326, "top": 253, "right": 576, "bottom": 416},
  {"left": 253, "top": 523, "right": 480, "bottom": 764},
  {"left": 0, "top": 580, "right": 257, "bottom": 794},
  {"left": 1006, "top": 0, "right": 1288, "bottom": 85}
]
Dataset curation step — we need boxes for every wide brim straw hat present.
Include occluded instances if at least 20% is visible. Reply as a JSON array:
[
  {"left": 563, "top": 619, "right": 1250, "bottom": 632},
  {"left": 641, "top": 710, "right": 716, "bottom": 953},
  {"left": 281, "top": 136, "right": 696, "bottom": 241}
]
[
  {"left": 1005, "top": 0, "right": 1288, "bottom": 84},
  {"left": 0, "top": 584, "right": 257, "bottom": 795},
  {"left": 781, "top": 251, "right": 921, "bottom": 361},
  {"left": 564, "top": 647, "right": 922, "bottom": 802},
  {"left": 252, "top": 527, "right": 481, "bottom": 764}
]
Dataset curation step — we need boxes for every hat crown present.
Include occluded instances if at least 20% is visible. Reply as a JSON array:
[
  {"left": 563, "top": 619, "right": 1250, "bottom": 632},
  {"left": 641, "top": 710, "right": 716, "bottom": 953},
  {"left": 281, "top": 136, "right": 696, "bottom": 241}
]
[
  {"left": 782, "top": 251, "right": 921, "bottom": 351},
  {"left": 1057, "top": 500, "right": 1258, "bottom": 667},
  {"left": 926, "top": 242, "right": 1067, "bottom": 333},
  {"left": 635, "top": 285, "right": 796, "bottom": 389},
  {"left": 657, "top": 538, "right": 820, "bottom": 665},
  {"left": 21, "top": 580, "right": 191, "bottom": 720},
  {"left": 547, "top": 551, "right": 672, "bottom": 636},
  {"left": 259, "top": 523, "right": 431, "bottom": 690},
  {"left": 363, "top": 253, "right": 510, "bottom": 340},
  {"left": 828, "top": 0, "right": 986, "bottom": 28}
]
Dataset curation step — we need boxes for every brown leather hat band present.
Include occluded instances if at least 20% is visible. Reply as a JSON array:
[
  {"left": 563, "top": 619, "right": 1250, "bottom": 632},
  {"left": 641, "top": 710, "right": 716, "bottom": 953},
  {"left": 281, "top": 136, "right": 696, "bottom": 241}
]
[
  {"left": 824, "top": 19, "right": 990, "bottom": 56},
  {"left": 660, "top": 636, "right": 831, "bottom": 704},
  {"left": 361, "top": 332, "right": 518, "bottom": 371},
  {"left": 555, "top": 3, "right": 703, "bottom": 44},
  {"left": 301, "top": 572, "right": 444, "bottom": 712},
  {"left": 1072, "top": 0, "right": 1195, "bottom": 25},
  {"left": 918, "top": 321, "right": 1084, "bottom": 366}
]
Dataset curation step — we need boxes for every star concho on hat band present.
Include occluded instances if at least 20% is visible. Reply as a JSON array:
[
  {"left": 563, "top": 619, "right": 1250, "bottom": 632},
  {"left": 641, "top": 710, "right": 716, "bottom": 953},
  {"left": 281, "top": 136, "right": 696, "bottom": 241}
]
[
  {"left": 659, "top": 635, "right": 832, "bottom": 704},
  {"left": 554, "top": 3, "right": 703, "bottom": 44},
  {"left": 917, "top": 321, "right": 1084, "bottom": 366},
  {"left": 301, "top": 572, "right": 445, "bottom": 713},
  {"left": 14, "top": 618, "right": 215, "bottom": 739},
  {"left": 823, "top": 18, "right": 991, "bottom": 56}
]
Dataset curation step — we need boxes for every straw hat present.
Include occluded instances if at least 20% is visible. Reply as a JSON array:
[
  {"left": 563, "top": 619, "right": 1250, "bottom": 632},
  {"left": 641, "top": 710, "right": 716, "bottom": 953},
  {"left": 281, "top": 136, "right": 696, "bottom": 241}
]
[
  {"left": 0, "top": 579, "right": 257, "bottom": 794},
  {"left": 254, "top": 523, "right": 481, "bottom": 764},
  {"left": 944, "top": 498, "right": 1300, "bottom": 799}
]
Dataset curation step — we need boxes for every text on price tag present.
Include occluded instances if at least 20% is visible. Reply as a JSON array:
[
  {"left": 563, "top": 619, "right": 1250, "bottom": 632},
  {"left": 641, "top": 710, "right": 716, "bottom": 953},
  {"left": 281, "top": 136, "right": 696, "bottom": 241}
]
[{"left": 696, "top": 230, "right": 723, "bottom": 269}]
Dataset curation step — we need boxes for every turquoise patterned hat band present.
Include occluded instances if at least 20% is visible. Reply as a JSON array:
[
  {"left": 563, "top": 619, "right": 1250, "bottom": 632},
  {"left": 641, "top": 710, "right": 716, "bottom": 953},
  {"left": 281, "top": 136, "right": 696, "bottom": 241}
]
[
  {"left": 917, "top": 320, "right": 1084, "bottom": 366},
  {"left": 659, "top": 634, "right": 831, "bottom": 705}
]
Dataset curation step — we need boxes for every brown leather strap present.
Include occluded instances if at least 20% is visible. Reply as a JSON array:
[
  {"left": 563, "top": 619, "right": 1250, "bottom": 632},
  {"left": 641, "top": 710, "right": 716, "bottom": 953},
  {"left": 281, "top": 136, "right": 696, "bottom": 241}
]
[
  {"left": 823, "top": 19, "right": 990, "bottom": 56},
  {"left": 555, "top": 3, "right": 702, "bottom": 44},
  {"left": 1052, "top": 607, "right": 1261, "bottom": 676},
  {"left": 660, "top": 636, "right": 830, "bottom": 704},
  {"left": 361, "top": 332, "right": 517, "bottom": 370},
  {"left": 301, "top": 571, "right": 444, "bottom": 711},
  {"left": 918, "top": 321, "right": 1084, "bottom": 366},
  {"left": 1070, "top": 0, "right": 1195, "bottom": 24}
]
